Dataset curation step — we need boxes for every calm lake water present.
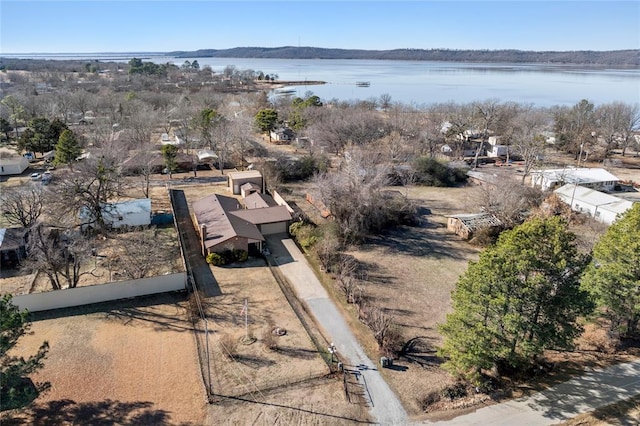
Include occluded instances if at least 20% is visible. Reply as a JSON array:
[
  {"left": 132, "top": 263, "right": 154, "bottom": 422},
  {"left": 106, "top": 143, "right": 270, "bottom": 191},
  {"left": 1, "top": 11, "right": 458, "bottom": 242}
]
[{"left": 5, "top": 54, "right": 640, "bottom": 107}]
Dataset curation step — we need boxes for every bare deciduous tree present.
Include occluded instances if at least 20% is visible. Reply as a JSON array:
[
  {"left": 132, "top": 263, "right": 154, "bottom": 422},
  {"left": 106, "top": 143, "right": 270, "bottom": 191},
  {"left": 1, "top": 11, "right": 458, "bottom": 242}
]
[
  {"left": 511, "top": 107, "right": 549, "bottom": 183},
  {"left": 0, "top": 187, "right": 44, "bottom": 228},
  {"left": 124, "top": 100, "right": 160, "bottom": 149},
  {"left": 596, "top": 102, "right": 640, "bottom": 158},
  {"left": 25, "top": 225, "right": 98, "bottom": 290},
  {"left": 313, "top": 146, "right": 415, "bottom": 242},
  {"left": 113, "top": 228, "right": 167, "bottom": 280},
  {"left": 360, "top": 305, "right": 398, "bottom": 354},
  {"left": 52, "top": 152, "right": 126, "bottom": 231},
  {"left": 475, "top": 179, "right": 544, "bottom": 228}
]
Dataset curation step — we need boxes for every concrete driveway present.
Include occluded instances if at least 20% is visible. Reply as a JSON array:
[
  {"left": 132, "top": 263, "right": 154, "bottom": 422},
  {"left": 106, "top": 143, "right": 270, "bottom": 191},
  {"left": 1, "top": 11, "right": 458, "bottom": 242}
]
[
  {"left": 430, "top": 359, "right": 640, "bottom": 425},
  {"left": 266, "top": 234, "right": 408, "bottom": 425}
]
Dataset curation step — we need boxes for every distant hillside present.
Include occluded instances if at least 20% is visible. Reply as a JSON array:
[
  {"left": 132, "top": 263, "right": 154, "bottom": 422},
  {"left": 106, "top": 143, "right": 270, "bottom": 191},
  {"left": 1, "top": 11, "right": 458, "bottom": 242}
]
[{"left": 166, "top": 47, "right": 640, "bottom": 66}]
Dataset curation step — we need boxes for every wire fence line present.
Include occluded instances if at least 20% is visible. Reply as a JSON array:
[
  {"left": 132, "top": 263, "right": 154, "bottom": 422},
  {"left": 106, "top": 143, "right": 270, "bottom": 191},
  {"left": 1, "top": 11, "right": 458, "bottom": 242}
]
[
  {"left": 209, "top": 370, "right": 332, "bottom": 404},
  {"left": 265, "top": 253, "right": 337, "bottom": 371}
]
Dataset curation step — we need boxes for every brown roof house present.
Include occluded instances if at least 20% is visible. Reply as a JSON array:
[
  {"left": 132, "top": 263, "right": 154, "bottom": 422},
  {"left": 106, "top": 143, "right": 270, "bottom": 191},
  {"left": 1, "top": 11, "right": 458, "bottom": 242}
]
[{"left": 192, "top": 192, "right": 291, "bottom": 256}]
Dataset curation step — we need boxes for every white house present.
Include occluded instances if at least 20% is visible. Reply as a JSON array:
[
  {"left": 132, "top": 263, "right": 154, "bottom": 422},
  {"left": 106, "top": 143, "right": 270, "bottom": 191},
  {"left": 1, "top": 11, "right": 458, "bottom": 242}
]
[
  {"left": 160, "top": 133, "right": 182, "bottom": 146},
  {"left": 270, "top": 127, "right": 296, "bottom": 142},
  {"left": 80, "top": 198, "right": 152, "bottom": 230},
  {"left": 554, "top": 184, "right": 634, "bottom": 225},
  {"left": 0, "top": 156, "right": 29, "bottom": 176},
  {"left": 487, "top": 144, "right": 509, "bottom": 157},
  {"left": 531, "top": 168, "right": 619, "bottom": 192},
  {"left": 196, "top": 149, "right": 218, "bottom": 163}
]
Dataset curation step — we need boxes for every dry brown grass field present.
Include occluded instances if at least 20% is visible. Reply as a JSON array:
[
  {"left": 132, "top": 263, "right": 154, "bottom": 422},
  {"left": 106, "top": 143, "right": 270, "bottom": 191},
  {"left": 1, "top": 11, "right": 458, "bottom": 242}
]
[
  {"left": 204, "top": 258, "right": 329, "bottom": 397},
  {"left": 3, "top": 293, "right": 207, "bottom": 425},
  {"left": 285, "top": 182, "right": 482, "bottom": 417},
  {"left": 202, "top": 259, "right": 371, "bottom": 425}
]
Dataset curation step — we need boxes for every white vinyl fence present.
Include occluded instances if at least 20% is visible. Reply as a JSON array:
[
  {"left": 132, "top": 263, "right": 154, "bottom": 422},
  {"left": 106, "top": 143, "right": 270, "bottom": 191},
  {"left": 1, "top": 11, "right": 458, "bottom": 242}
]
[
  {"left": 13, "top": 272, "right": 186, "bottom": 312},
  {"left": 272, "top": 190, "right": 295, "bottom": 213}
]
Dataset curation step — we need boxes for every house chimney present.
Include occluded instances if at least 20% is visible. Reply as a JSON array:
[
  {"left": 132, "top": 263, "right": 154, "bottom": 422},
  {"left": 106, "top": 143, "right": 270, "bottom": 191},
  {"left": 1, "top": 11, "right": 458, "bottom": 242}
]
[{"left": 200, "top": 224, "right": 207, "bottom": 257}]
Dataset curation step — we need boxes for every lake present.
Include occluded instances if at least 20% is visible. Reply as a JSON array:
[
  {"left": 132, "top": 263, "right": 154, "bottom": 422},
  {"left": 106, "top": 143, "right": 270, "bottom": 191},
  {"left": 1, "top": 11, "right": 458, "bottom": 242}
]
[{"left": 5, "top": 54, "right": 640, "bottom": 107}]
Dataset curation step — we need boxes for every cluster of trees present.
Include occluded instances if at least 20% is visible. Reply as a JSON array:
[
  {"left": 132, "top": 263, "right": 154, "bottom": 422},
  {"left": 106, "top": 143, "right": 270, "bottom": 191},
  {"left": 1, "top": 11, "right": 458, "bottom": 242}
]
[
  {"left": 554, "top": 99, "right": 640, "bottom": 159},
  {"left": 128, "top": 58, "right": 176, "bottom": 76},
  {"left": 167, "top": 46, "right": 639, "bottom": 66},
  {"left": 439, "top": 205, "right": 640, "bottom": 385}
]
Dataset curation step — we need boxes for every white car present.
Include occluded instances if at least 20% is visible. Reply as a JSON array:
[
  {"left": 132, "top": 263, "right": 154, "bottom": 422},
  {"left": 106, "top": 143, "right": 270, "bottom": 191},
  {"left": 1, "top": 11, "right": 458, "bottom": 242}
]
[{"left": 30, "top": 173, "right": 41, "bottom": 181}]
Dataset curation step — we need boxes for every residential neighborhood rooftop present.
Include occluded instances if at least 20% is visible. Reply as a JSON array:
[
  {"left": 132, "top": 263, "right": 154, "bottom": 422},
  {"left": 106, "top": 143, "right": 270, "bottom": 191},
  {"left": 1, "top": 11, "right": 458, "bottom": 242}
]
[{"left": 532, "top": 167, "right": 619, "bottom": 185}]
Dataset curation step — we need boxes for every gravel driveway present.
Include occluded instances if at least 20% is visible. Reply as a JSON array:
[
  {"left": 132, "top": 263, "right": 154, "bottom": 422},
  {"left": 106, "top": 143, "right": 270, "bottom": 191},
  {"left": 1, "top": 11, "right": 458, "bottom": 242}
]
[{"left": 267, "top": 235, "right": 408, "bottom": 425}]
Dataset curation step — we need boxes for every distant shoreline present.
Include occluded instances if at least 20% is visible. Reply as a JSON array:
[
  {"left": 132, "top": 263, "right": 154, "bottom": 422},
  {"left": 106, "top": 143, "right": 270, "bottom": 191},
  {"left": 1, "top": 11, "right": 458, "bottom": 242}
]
[
  {"left": 165, "top": 46, "right": 640, "bottom": 67},
  {"left": 2, "top": 46, "right": 638, "bottom": 66}
]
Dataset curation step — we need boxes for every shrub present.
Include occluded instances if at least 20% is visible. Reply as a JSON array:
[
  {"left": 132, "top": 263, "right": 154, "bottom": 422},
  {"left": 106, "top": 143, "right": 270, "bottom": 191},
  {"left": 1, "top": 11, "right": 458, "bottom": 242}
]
[
  {"left": 206, "top": 252, "right": 225, "bottom": 266},
  {"left": 206, "top": 249, "right": 248, "bottom": 265},
  {"left": 261, "top": 327, "right": 278, "bottom": 351},
  {"left": 440, "top": 383, "right": 469, "bottom": 401},
  {"left": 219, "top": 333, "right": 239, "bottom": 358},
  {"left": 232, "top": 249, "right": 248, "bottom": 263},
  {"left": 289, "top": 221, "right": 319, "bottom": 249},
  {"left": 413, "top": 156, "right": 468, "bottom": 187}
]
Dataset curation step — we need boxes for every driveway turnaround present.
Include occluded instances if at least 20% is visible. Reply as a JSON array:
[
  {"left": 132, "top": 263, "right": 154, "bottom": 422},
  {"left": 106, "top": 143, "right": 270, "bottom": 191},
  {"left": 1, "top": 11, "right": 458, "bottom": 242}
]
[
  {"left": 430, "top": 359, "right": 640, "bottom": 425},
  {"left": 267, "top": 235, "right": 408, "bottom": 426}
]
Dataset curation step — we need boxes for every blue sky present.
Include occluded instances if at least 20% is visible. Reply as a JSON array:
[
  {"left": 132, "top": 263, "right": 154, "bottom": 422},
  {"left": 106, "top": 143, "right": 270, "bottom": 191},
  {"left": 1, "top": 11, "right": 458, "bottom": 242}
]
[{"left": 1, "top": 1, "right": 638, "bottom": 53}]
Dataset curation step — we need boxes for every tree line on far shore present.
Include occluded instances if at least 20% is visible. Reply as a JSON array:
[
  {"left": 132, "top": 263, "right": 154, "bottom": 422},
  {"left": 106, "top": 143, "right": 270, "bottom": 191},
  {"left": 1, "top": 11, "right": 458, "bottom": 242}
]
[{"left": 167, "top": 46, "right": 640, "bottom": 66}]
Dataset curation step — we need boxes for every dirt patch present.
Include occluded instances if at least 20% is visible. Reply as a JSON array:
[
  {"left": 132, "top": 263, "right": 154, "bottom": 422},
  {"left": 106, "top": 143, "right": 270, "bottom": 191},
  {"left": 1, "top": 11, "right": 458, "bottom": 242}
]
[
  {"left": 203, "top": 258, "right": 330, "bottom": 397},
  {"left": 4, "top": 293, "right": 207, "bottom": 425}
]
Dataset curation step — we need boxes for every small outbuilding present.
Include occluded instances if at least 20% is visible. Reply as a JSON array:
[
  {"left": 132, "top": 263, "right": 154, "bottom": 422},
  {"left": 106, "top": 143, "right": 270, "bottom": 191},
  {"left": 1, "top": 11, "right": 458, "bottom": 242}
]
[
  {"left": 228, "top": 170, "right": 263, "bottom": 195},
  {"left": 240, "top": 182, "right": 261, "bottom": 198},
  {"left": 447, "top": 213, "right": 502, "bottom": 240},
  {"left": 270, "top": 127, "right": 296, "bottom": 142}
]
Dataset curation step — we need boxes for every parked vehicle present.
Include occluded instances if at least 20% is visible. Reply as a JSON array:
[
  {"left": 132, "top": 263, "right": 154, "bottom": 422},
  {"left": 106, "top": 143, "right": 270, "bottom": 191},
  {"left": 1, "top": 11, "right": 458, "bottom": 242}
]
[
  {"left": 30, "top": 172, "right": 41, "bottom": 180},
  {"left": 41, "top": 171, "right": 53, "bottom": 184}
]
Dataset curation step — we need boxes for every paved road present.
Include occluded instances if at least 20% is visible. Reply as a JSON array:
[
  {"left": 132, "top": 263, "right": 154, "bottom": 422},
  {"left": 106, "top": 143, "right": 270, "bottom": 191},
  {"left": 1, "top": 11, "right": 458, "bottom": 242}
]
[
  {"left": 266, "top": 235, "right": 408, "bottom": 426},
  {"left": 430, "top": 359, "right": 640, "bottom": 425}
]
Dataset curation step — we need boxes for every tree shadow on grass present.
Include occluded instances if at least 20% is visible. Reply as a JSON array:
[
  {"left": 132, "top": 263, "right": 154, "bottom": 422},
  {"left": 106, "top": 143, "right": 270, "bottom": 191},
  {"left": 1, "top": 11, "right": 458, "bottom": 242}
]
[
  {"left": 29, "top": 292, "right": 188, "bottom": 324},
  {"left": 28, "top": 292, "right": 194, "bottom": 334},
  {"left": 214, "top": 394, "right": 374, "bottom": 424},
  {"left": 398, "top": 336, "right": 444, "bottom": 370},
  {"left": 363, "top": 220, "right": 477, "bottom": 260},
  {"left": 276, "top": 346, "right": 322, "bottom": 360},
  {"left": 235, "top": 354, "right": 276, "bottom": 369},
  {"left": 2, "top": 399, "right": 195, "bottom": 426}
]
